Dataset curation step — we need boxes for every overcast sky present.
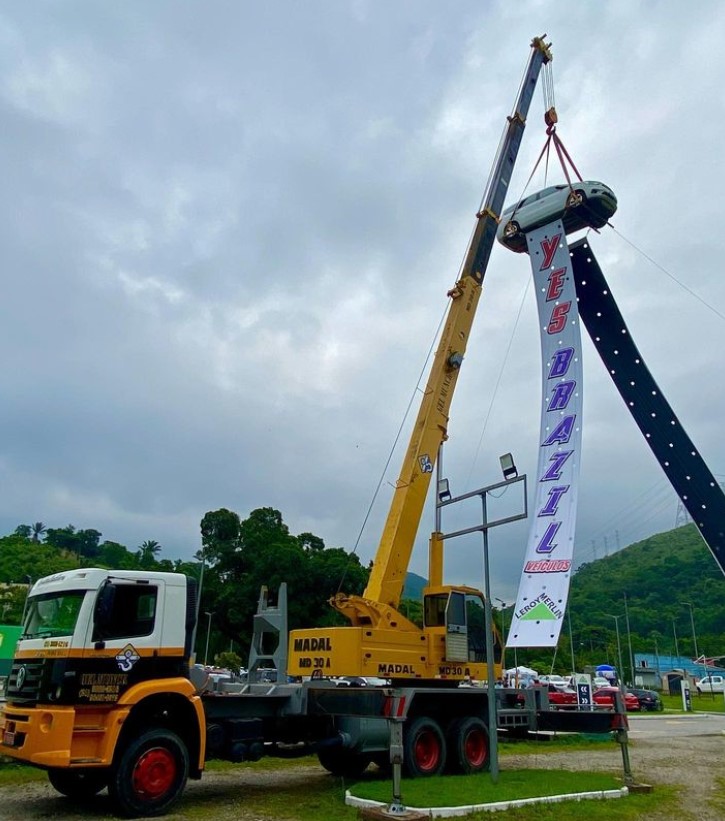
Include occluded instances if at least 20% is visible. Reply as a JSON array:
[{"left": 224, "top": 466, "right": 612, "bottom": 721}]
[{"left": 2, "top": 1, "right": 724, "bottom": 603}]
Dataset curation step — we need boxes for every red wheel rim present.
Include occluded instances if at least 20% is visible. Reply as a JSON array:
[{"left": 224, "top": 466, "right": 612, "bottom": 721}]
[
  {"left": 413, "top": 730, "right": 440, "bottom": 772},
  {"left": 132, "top": 747, "right": 176, "bottom": 799},
  {"left": 464, "top": 728, "right": 488, "bottom": 767}
]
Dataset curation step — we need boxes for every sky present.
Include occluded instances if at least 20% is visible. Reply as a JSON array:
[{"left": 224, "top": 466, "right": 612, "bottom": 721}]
[{"left": 2, "top": 1, "right": 725, "bottom": 605}]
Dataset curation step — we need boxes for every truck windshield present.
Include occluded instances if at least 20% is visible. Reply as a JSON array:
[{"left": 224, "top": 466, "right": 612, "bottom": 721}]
[{"left": 22, "top": 591, "right": 86, "bottom": 639}]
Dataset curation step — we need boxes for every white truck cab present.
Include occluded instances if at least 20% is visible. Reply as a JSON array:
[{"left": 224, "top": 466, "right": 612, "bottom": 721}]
[{"left": 696, "top": 674, "right": 725, "bottom": 694}]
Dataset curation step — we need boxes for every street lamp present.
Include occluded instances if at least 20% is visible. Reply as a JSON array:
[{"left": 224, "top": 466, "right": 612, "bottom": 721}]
[
  {"left": 494, "top": 598, "right": 508, "bottom": 641},
  {"left": 499, "top": 453, "right": 518, "bottom": 481},
  {"left": 604, "top": 614, "right": 625, "bottom": 690},
  {"left": 204, "top": 611, "right": 215, "bottom": 666}
]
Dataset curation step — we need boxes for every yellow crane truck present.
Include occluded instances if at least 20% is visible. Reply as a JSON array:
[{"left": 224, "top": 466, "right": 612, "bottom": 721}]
[{"left": 0, "top": 38, "right": 620, "bottom": 818}]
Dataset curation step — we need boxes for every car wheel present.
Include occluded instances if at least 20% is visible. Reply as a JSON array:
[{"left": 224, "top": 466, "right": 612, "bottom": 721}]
[
  {"left": 48, "top": 768, "right": 108, "bottom": 799},
  {"left": 108, "top": 728, "right": 189, "bottom": 818},
  {"left": 566, "top": 189, "right": 586, "bottom": 208},
  {"left": 503, "top": 220, "right": 520, "bottom": 238},
  {"left": 403, "top": 716, "right": 446, "bottom": 777}
]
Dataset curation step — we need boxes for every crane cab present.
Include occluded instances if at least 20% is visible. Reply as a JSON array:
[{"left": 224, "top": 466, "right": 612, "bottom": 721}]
[{"left": 422, "top": 585, "right": 502, "bottom": 680}]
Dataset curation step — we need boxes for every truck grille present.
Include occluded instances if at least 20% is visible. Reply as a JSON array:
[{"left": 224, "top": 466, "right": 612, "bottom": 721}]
[{"left": 6, "top": 660, "right": 45, "bottom": 704}]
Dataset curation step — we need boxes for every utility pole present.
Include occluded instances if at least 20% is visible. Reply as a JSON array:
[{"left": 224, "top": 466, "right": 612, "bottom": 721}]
[
  {"left": 672, "top": 618, "right": 680, "bottom": 661},
  {"left": 623, "top": 593, "right": 635, "bottom": 685},
  {"left": 204, "top": 611, "right": 215, "bottom": 666},
  {"left": 605, "top": 613, "right": 625, "bottom": 689},
  {"left": 681, "top": 601, "right": 699, "bottom": 661}
]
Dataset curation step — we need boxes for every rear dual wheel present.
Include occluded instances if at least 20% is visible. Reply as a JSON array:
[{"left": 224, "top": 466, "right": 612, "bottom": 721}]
[
  {"left": 403, "top": 716, "right": 446, "bottom": 777},
  {"left": 447, "top": 717, "right": 489, "bottom": 774}
]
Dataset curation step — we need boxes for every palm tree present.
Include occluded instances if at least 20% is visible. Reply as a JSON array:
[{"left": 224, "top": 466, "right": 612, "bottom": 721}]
[
  {"left": 138, "top": 540, "right": 162, "bottom": 567},
  {"left": 31, "top": 522, "right": 46, "bottom": 543}
]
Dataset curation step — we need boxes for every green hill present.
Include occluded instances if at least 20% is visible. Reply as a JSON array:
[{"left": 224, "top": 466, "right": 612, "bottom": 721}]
[
  {"left": 565, "top": 524, "right": 724, "bottom": 663},
  {"left": 403, "top": 571, "right": 427, "bottom": 601}
]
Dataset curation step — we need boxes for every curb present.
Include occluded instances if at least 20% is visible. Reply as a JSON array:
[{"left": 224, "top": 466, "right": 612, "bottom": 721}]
[{"left": 346, "top": 787, "right": 629, "bottom": 817}]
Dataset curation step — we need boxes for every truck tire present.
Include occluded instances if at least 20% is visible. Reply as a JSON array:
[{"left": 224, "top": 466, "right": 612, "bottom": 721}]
[
  {"left": 403, "top": 716, "right": 446, "bottom": 777},
  {"left": 108, "top": 728, "right": 189, "bottom": 818},
  {"left": 317, "top": 747, "right": 371, "bottom": 777},
  {"left": 447, "top": 717, "right": 489, "bottom": 774},
  {"left": 48, "top": 767, "right": 108, "bottom": 799}
]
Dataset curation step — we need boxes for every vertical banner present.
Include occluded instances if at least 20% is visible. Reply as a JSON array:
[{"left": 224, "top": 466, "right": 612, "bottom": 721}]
[{"left": 508, "top": 220, "right": 582, "bottom": 648}]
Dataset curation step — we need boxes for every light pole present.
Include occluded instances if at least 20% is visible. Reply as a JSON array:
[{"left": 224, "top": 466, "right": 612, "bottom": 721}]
[
  {"left": 204, "top": 611, "right": 214, "bottom": 666},
  {"left": 681, "top": 602, "right": 699, "bottom": 661},
  {"left": 672, "top": 618, "right": 680, "bottom": 662},
  {"left": 623, "top": 593, "right": 635, "bottom": 686},
  {"left": 494, "top": 598, "right": 508, "bottom": 644},
  {"left": 605, "top": 614, "right": 625, "bottom": 690},
  {"left": 567, "top": 609, "right": 576, "bottom": 676},
  {"left": 435, "top": 453, "right": 528, "bottom": 785}
]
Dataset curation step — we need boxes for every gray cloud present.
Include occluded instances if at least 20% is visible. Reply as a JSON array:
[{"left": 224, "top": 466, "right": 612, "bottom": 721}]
[{"left": 1, "top": 1, "right": 724, "bottom": 605}]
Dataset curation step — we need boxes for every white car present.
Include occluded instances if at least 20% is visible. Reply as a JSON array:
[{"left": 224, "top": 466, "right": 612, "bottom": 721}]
[
  {"left": 696, "top": 674, "right": 725, "bottom": 694},
  {"left": 497, "top": 180, "right": 617, "bottom": 253}
]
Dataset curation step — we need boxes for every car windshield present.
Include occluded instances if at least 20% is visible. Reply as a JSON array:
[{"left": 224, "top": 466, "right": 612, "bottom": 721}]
[{"left": 22, "top": 590, "right": 86, "bottom": 639}]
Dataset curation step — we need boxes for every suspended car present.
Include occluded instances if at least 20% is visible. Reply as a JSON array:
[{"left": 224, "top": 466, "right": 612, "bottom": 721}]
[{"left": 497, "top": 181, "right": 618, "bottom": 253}]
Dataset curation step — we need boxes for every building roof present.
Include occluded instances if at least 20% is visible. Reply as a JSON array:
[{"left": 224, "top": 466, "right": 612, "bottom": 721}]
[{"left": 635, "top": 652, "right": 725, "bottom": 677}]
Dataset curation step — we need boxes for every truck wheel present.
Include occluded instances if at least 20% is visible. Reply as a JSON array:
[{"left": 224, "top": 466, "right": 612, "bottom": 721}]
[
  {"left": 108, "top": 728, "right": 189, "bottom": 818},
  {"left": 48, "top": 768, "right": 108, "bottom": 798},
  {"left": 317, "top": 747, "right": 371, "bottom": 777},
  {"left": 403, "top": 716, "right": 446, "bottom": 777},
  {"left": 447, "top": 717, "right": 489, "bottom": 774}
]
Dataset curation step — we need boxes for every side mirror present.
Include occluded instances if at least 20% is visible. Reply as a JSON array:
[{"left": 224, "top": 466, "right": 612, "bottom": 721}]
[{"left": 93, "top": 581, "right": 116, "bottom": 641}]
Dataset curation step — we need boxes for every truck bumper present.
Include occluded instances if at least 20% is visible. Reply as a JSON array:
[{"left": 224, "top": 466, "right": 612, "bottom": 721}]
[{"left": 0, "top": 702, "right": 126, "bottom": 769}]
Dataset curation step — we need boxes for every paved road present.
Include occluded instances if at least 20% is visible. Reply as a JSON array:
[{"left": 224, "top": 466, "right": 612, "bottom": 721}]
[{"left": 627, "top": 711, "right": 725, "bottom": 739}]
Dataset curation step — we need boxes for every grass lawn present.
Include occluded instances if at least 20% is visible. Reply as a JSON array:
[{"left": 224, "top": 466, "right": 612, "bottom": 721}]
[
  {"left": 1, "top": 739, "right": 684, "bottom": 821},
  {"left": 660, "top": 690, "right": 724, "bottom": 712},
  {"left": 350, "top": 768, "right": 623, "bottom": 806}
]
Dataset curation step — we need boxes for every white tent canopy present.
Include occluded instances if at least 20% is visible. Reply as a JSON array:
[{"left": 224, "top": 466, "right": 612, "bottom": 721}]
[{"left": 504, "top": 666, "right": 538, "bottom": 678}]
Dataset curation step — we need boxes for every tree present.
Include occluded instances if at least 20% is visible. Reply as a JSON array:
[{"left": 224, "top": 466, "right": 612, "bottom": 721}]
[
  {"left": 31, "top": 522, "right": 46, "bottom": 543},
  {"left": 0, "top": 535, "right": 78, "bottom": 585},
  {"left": 138, "top": 540, "right": 162, "bottom": 568},
  {"left": 196, "top": 507, "right": 369, "bottom": 660},
  {"left": 215, "top": 651, "right": 243, "bottom": 673},
  {"left": 98, "top": 541, "right": 135, "bottom": 569},
  {"left": 13, "top": 525, "right": 31, "bottom": 540},
  {"left": 0, "top": 583, "right": 28, "bottom": 624}
]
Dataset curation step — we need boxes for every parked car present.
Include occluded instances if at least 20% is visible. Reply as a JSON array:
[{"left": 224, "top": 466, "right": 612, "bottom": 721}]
[
  {"left": 593, "top": 686, "right": 641, "bottom": 711},
  {"left": 696, "top": 674, "right": 725, "bottom": 694},
  {"left": 515, "top": 682, "right": 578, "bottom": 709},
  {"left": 496, "top": 180, "right": 618, "bottom": 253},
  {"left": 539, "top": 674, "right": 570, "bottom": 688},
  {"left": 334, "top": 676, "right": 390, "bottom": 687},
  {"left": 629, "top": 687, "right": 664, "bottom": 712},
  {"left": 546, "top": 684, "right": 578, "bottom": 709}
]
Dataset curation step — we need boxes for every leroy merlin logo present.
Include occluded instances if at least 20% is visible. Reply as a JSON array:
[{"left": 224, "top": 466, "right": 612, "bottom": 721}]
[{"left": 516, "top": 593, "right": 563, "bottom": 621}]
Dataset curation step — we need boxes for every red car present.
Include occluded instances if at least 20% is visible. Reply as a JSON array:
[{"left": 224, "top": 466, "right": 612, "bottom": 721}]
[
  {"left": 546, "top": 684, "right": 578, "bottom": 709},
  {"left": 515, "top": 683, "right": 578, "bottom": 709},
  {"left": 593, "top": 686, "right": 641, "bottom": 711}
]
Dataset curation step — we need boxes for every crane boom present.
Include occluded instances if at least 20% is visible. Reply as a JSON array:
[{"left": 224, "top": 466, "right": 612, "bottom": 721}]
[{"left": 335, "top": 37, "right": 552, "bottom": 623}]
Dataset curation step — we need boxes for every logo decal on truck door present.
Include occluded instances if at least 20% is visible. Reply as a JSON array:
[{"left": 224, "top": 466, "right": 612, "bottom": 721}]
[{"left": 116, "top": 644, "right": 140, "bottom": 672}]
